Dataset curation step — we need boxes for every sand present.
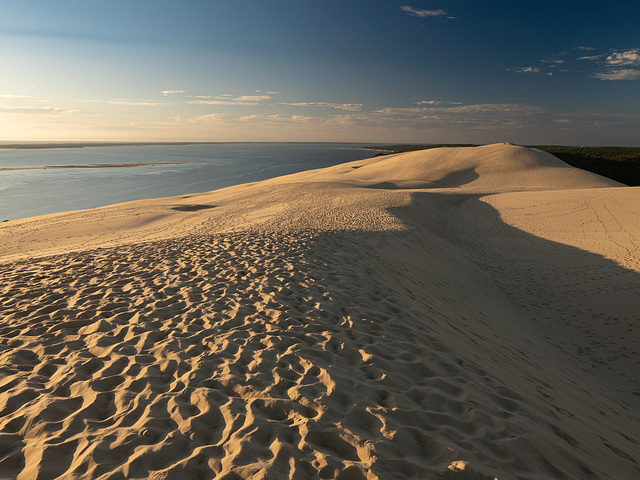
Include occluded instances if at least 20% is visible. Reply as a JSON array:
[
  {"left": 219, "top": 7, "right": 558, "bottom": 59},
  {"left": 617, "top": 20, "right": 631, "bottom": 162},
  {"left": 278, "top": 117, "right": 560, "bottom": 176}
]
[{"left": 0, "top": 143, "right": 638, "bottom": 479}]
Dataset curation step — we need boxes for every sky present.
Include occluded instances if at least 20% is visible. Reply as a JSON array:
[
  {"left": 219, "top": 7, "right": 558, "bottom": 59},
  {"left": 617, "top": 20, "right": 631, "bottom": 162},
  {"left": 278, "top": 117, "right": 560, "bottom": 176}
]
[{"left": 1, "top": 0, "right": 640, "bottom": 145}]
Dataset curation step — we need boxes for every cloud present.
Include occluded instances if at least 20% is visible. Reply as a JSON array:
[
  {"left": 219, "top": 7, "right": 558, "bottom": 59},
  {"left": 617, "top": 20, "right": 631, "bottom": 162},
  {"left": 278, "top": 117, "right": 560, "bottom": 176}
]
[
  {"left": 508, "top": 67, "right": 542, "bottom": 74},
  {"left": 605, "top": 49, "right": 640, "bottom": 66},
  {"left": 578, "top": 54, "right": 603, "bottom": 61},
  {"left": 372, "top": 103, "right": 543, "bottom": 116},
  {"left": 232, "top": 95, "right": 272, "bottom": 102},
  {"left": 362, "top": 103, "right": 640, "bottom": 139},
  {"left": 415, "top": 100, "right": 464, "bottom": 106},
  {"left": 188, "top": 94, "right": 273, "bottom": 106},
  {"left": 281, "top": 102, "right": 363, "bottom": 111},
  {"left": 237, "top": 114, "right": 315, "bottom": 124},
  {"left": 189, "top": 113, "right": 229, "bottom": 124},
  {"left": 571, "top": 48, "right": 640, "bottom": 79},
  {"left": 400, "top": 5, "right": 453, "bottom": 18},
  {"left": 133, "top": 114, "right": 232, "bottom": 126},
  {"left": 0, "top": 105, "right": 74, "bottom": 114},
  {"left": 592, "top": 69, "right": 640, "bottom": 80},
  {"left": 576, "top": 46, "right": 596, "bottom": 51},
  {"left": 184, "top": 113, "right": 319, "bottom": 128},
  {"left": 182, "top": 102, "right": 558, "bottom": 133},
  {"left": 123, "top": 101, "right": 640, "bottom": 145},
  {"left": 161, "top": 90, "right": 186, "bottom": 96},
  {"left": 108, "top": 100, "right": 171, "bottom": 106},
  {"left": 0, "top": 94, "right": 39, "bottom": 99},
  {"left": 130, "top": 120, "right": 184, "bottom": 126},
  {"left": 188, "top": 100, "right": 261, "bottom": 106},
  {"left": 364, "top": 103, "right": 552, "bottom": 130}
]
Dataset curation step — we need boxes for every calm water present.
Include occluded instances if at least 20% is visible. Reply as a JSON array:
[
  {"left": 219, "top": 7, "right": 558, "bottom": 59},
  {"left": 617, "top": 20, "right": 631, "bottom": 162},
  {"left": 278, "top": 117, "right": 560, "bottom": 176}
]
[{"left": 0, "top": 143, "right": 377, "bottom": 221}]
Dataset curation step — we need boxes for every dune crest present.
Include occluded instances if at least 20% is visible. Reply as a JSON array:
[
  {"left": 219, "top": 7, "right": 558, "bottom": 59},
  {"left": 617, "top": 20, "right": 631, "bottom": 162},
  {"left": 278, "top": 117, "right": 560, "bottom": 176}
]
[
  {"left": 1, "top": 144, "right": 638, "bottom": 479},
  {"left": 282, "top": 143, "right": 623, "bottom": 191}
]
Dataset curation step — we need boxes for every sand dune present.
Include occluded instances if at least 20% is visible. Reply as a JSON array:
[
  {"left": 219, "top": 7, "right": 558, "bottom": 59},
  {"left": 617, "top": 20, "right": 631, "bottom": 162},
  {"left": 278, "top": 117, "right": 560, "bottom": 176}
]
[{"left": 0, "top": 143, "right": 638, "bottom": 479}]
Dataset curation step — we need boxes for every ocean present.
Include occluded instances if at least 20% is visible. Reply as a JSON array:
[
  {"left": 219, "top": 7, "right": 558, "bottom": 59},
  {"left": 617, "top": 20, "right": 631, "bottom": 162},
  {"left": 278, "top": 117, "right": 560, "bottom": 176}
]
[{"left": 0, "top": 143, "right": 377, "bottom": 221}]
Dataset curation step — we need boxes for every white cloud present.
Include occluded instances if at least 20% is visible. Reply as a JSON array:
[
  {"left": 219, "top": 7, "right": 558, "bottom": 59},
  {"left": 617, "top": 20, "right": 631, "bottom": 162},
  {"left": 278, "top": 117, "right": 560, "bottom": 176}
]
[
  {"left": 161, "top": 90, "right": 186, "bottom": 96},
  {"left": 190, "top": 113, "right": 229, "bottom": 124},
  {"left": 188, "top": 94, "right": 272, "bottom": 106},
  {"left": 108, "top": 100, "right": 171, "bottom": 106},
  {"left": 593, "top": 69, "right": 640, "bottom": 80},
  {"left": 232, "top": 95, "right": 272, "bottom": 102},
  {"left": 509, "top": 67, "right": 542, "bottom": 74},
  {"left": 578, "top": 54, "right": 603, "bottom": 61},
  {"left": 0, "top": 105, "right": 74, "bottom": 114},
  {"left": 373, "top": 103, "right": 543, "bottom": 116},
  {"left": 364, "top": 103, "right": 552, "bottom": 130},
  {"left": 605, "top": 49, "right": 640, "bottom": 66},
  {"left": 188, "top": 100, "right": 261, "bottom": 106},
  {"left": 415, "top": 100, "right": 464, "bottom": 106},
  {"left": 400, "top": 5, "right": 453, "bottom": 18},
  {"left": 573, "top": 48, "right": 640, "bottom": 79},
  {"left": 130, "top": 120, "right": 183, "bottom": 126},
  {"left": 237, "top": 114, "right": 315, "bottom": 124},
  {"left": 281, "top": 102, "right": 363, "bottom": 111},
  {"left": 0, "top": 94, "right": 38, "bottom": 99},
  {"left": 576, "top": 46, "right": 596, "bottom": 51}
]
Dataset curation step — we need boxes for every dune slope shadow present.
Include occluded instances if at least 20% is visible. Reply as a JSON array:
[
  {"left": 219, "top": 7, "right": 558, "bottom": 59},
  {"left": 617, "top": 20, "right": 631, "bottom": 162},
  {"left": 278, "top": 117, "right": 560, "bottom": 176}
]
[
  {"left": 384, "top": 190, "right": 640, "bottom": 476},
  {"left": 363, "top": 168, "right": 480, "bottom": 190},
  {"left": 433, "top": 167, "right": 479, "bottom": 188},
  {"left": 171, "top": 204, "right": 216, "bottom": 212},
  {"left": 407, "top": 191, "right": 640, "bottom": 385}
]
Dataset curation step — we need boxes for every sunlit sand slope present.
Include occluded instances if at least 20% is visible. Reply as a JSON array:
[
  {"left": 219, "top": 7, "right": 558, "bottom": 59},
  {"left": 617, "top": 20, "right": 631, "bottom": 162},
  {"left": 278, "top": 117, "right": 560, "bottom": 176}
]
[{"left": 0, "top": 144, "right": 638, "bottom": 480}]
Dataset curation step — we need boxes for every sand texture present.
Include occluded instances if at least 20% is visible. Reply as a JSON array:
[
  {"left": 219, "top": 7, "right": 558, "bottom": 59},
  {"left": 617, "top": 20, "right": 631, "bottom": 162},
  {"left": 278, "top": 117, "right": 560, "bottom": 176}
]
[{"left": 0, "top": 143, "right": 638, "bottom": 479}]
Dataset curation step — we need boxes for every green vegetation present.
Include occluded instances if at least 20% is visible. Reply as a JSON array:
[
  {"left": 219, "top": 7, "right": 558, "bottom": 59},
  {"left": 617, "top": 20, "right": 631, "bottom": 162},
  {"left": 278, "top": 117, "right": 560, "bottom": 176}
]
[
  {"left": 363, "top": 144, "right": 640, "bottom": 186},
  {"left": 530, "top": 146, "right": 640, "bottom": 186}
]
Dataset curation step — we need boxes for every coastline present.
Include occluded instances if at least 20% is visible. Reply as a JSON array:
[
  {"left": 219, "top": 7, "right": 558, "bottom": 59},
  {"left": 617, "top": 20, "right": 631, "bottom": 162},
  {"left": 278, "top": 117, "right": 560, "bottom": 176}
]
[
  {"left": 0, "top": 141, "right": 378, "bottom": 150},
  {"left": 0, "top": 141, "right": 214, "bottom": 150},
  {"left": 0, "top": 143, "right": 638, "bottom": 479},
  {"left": 0, "top": 161, "right": 199, "bottom": 171}
]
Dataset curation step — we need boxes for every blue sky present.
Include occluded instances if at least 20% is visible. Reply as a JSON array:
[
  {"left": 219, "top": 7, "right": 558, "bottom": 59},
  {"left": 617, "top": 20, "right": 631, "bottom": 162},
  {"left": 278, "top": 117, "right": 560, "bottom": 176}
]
[{"left": 1, "top": 0, "right": 639, "bottom": 145}]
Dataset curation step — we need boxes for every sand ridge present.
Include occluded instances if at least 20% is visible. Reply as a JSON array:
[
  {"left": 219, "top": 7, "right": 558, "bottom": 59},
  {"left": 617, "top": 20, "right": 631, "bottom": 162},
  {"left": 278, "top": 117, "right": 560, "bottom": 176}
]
[{"left": 1, "top": 143, "right": 639, "bottom": 479}]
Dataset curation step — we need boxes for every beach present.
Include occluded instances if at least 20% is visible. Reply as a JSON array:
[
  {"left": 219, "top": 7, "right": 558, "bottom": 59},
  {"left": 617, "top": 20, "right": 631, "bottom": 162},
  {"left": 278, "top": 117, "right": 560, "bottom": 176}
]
[{"left": 0, "top": 143, "right": 638, "bottom": 479}]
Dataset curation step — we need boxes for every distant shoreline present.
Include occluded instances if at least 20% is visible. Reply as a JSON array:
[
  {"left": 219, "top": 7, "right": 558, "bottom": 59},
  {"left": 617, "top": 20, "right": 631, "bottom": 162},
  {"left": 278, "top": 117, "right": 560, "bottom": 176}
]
[
  {"left": 0, "top": 142, "right": 212, "bottom": 150},
  {"left": 0, "top": 141, "right": 372, "bottom": 150},
  {"left": 0, "top": 162, "right": 199, "bottom": 171}
]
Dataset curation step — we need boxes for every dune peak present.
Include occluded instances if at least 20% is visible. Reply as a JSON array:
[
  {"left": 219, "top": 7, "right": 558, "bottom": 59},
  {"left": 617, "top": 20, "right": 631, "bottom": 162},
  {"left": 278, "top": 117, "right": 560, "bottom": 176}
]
[{"left": 296, "top": 143, "right": 623, "bottom": 192}]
